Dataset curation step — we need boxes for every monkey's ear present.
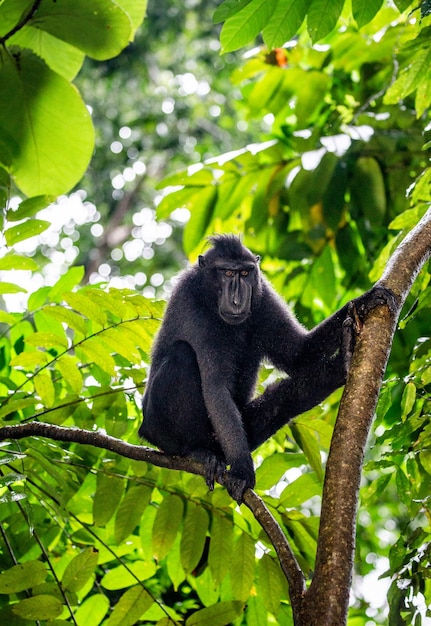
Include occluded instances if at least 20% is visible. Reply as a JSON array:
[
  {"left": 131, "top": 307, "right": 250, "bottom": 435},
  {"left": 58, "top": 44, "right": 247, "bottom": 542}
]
[
  {"left": 198, "top": 255, "right": 206, "bottom": 268},
  {"left": 255, "top": 255, "right": 260, "bottom": 263}
]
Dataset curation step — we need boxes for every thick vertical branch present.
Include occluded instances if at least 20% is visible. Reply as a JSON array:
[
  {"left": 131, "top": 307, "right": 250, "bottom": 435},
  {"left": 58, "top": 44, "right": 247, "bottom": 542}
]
[{"left": 299, "top": 208, "right": 431, "bottom": 625}]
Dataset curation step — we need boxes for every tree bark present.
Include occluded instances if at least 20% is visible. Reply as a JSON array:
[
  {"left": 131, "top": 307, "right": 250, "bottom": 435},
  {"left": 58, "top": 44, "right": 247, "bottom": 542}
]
[{"left": 297, "top": 207, "right": 431, "bottom": 625}]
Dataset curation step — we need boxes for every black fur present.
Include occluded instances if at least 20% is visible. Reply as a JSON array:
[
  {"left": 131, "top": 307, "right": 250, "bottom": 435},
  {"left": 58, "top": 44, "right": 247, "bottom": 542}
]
[{"left": 139, "top": 235, "right": 393, "bottom": 503}]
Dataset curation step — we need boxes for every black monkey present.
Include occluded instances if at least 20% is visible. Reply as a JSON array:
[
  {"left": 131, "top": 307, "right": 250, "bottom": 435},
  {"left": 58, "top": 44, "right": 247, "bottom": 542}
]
[{"left": 139, "top": 235, "right": 393, "bottom": 503}]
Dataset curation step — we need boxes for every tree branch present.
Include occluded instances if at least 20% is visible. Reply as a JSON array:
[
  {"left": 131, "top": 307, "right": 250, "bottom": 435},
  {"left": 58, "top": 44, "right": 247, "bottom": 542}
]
[
  {"left": 0, "top": 421, "right": 304, "bottom": 595},
  {"left": 300, "top": 207, "right": 431, "bottom": 625},
  {"left": 0, "top": 0, "right": 42, "bottom": 45}
]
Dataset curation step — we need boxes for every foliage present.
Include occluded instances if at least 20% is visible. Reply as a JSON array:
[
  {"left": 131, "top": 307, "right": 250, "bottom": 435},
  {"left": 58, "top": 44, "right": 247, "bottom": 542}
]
[
  {"left": 0, "top": 0, "right": 147, "bottom": 246},
  {"left": 0, "top": 0, "right": 431, "bottom": 624}
]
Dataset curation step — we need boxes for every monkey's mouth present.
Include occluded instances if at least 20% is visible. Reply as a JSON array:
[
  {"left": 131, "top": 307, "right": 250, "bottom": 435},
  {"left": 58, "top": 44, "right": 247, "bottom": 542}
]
[{"left": 219, "top": 310, "right": 249, "bottom": 325}]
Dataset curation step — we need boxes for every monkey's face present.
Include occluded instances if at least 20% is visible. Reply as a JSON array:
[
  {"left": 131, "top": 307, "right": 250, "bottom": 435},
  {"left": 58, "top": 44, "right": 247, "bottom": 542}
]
[{"left": 217, "top": 265, "right": 256, "bottom": 325}]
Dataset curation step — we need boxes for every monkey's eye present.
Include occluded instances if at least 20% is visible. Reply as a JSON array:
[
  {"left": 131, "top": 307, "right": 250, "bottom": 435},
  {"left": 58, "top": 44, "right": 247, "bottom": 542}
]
[
  {"left": 225, "top": 270, "right": 235, "bottom": 277},
  {"left": 241, "top": 270, "right": 249, "bottom": 276}
]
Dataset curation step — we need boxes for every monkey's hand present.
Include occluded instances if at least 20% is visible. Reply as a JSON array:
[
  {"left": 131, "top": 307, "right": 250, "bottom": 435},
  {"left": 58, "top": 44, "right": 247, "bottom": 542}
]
[
  {"left": 353, "top": 285, "right": 397, "bottom": 324},
  {"left": 226, "top": 454, "right": 255, "bottom": 505},
  {"left": 343, "top": 285, "right": 397, "bottom": 372}
]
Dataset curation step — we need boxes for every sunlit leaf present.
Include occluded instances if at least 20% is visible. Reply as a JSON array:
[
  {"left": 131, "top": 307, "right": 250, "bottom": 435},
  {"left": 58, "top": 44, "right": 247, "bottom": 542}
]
[
  {"left": 6, "top": 195, "right": 53, "bottom": 222},
  {"left": 186, "top": 601, "right": 244, "bottom": 626},
  {"left": 10, "top": 26, "right": 85, "bottom": 80},
  {"left": 104, "top": 586, "right": 153, "bottom": 626},
  {"left": 34, "top": 369, "right": 55, "bottom": 408},
  {"left": 230, "top": 533, "right": 255, "bottom": 602},
  {"left": 208, "top": 514, "right": 234, "bottom": 587},
  {"left": 352, "top": 0, "right": 384, "bottom": 27},
  {"left": 0, "top": 561, "right": 48, "bottom": 594},
  {"left": 280, "top": 472, "right": 321, "bottom": 507},
  {"left": 5, "top": 219, "right": 50, "bottom": 246},
  {"left": 93, "top": 473, "right": 124, "bottom": 527},
  {"left": 262, "top": 0, "right": 308, "bottom": 48},
  {"left": 180, "top": 502, "right": 209, "bottom": 574},
  {"left": 307, "top": 0, "right": 344, "bottom": 42},
  {"left": 220, "top": 0, "right": 277, "bottom": 53},
  {"left": 115, "top": 484, "right": 152, "bottom": 544},
  {"left": 30, "top": 0, "right": 133, "bottom": 60},
  {"left": 0, "top": 50, "right": 94, "bottom": 196},
  {"left": 74, "top": 594, "right": 110, "bottom": 625},
  {"left": 62, "top": 548, "right": 99, "bottom": 592},
  {"left": 13, "top": 595, "right": 63, "bottom": 620},
  {"left": 152, "top": 494, "right": 185, "bottom": 560}
]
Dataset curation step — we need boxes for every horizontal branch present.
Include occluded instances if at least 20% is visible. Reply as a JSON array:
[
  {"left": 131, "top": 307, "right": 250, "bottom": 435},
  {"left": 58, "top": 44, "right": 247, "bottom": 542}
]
[{"left": 0, "top": 421, "right": 303, "bottom": 593}]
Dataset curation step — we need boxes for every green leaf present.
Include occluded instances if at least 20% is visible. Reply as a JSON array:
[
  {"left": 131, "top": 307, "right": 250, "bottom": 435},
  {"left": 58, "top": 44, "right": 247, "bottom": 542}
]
[
  {"left": 280, "top": 472, "right": 321, "bottom": 507},
  {"left": 186, "top": 601, "right": 244, "bottom": 626},
  {"left": 208, "top": 514, "right": 234, "bottom": 587},
  {"left": 262, "top": 0, "right": 308, "bottom": 48},
  {"left": 5, "top": 219, "right": 50, "bottom": 246},
  {"left": 258, "top": 554, "right": 284, "bottom": 615},
  {"left": 76, "top": 338, "right": 116, "bottom": 376},
  {"left": 0, "top": 561, "right": 47, "bottom": 593},
  {"left": 6, "top": 195, "right": 53, "bottom": 222},
  {"left": 0, "top": 253, "right": 38, "bottom": 271},
  {"left": 220, "top": 0, "right": 277, "bottom": 53},
  {"left": 74, "top": 594, "right": 109, "bottom": 626},
  {"left": 213, "top": 0, "right": 253, "bottom": 23},
  {"left": 56, "top": 354, "right": 83, "bottom": 395},
  {"left": 13, "top": 595, "right": 63, "bottom": 620},
  {"left": 230, "top": 533, "right": 255, "bottom": 602},
  {"left": 290, "top": 422, "right": 324, "bottom": 480},
  {"left": 101, "top": 561, "right": 156, "bottom": 591},
  {"left": 64, "top": 292, "right": 107, "bottom": 326},
  {"left": 0, "top": 396, "right": 38, "bottom": 419},
  {"left": 11, "top": 26, "right": 85, "bottom": 80},
  {"left": 34, "top": 369, "right": 55, "bottom": 407},
  {"left": 104, "top": 586, "right": 153, "bottom": 626},
  {"left": 307, "top": 0, "right": 344, "bottom": 42},
  {"left": 30, "top": 0, "right": 133, "bottom": 61},
  {"left": 10, "top": 350, "right": 50, "bottom": 370},
  {"left": 93, "top": 472, "right": 124, "bottom": 527},
  {"left": 152, "top": 494, "right": 185, "bottom": 560},
  {"left": 401, "top": 381, "right": 416, "bottom": 420},
  {"left": 352, "top": 0, "right": 384, "bottom": 27},
  {"left": 0, "top": 281, "right": 27, "bottom": 295},
  {"left": 255, "top": 453, "right": 305, "bottom": 490},
  {"left": 180, "top": 503, "right": 209, "bottom": 574},
  {"left": 183, "top": 186, "right": 217, "bottom": 255},
  {"left": 26, "top": 331, "right": 68, "bottom": 350},
  {"left": 62, "top": 548, "right": 99, "bottom": 592},
  {"left": 0, "top": 49, "right": 94, "bottom": 196},
  {"left": 43, "top": 305, "right": 87, "bottom": 336},
  {"left": 115, "top": 0, "right": 149, "bottom": 33},
  {"left": 115, "top": 485, "right": 152, "bottom": 544},
  {"left": 49, "top": 266, "right": 85, "bottom": 302},
  {"left": 384, "top": 34, "right": 431, "bottom": 117}
]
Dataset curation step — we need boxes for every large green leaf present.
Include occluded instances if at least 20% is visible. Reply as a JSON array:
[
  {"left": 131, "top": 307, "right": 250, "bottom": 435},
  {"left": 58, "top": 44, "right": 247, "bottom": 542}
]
[
  {"left": 11, "top": 26, "right": 85, "bottom": 80},
  {"left": 180, "top": 503, "right": 209, "bottom": 574},
  {"left": 30, "top": 0, "right": 133, "bottom": 60},
  {"left": 220, "top": 0, "right": 277, "bottom": 53},
  {"left": 262, "top": 0, "right": 308, "bottom": 49},
  {"left": 0, "top": 50, "right": 94, "bottom": 196},
  {"left": 186, "top": 601, "right": 244, "bottom": 626},
  {"left": 0, "top": 561, "right": 47, "bottom": 593},
  {"left": 352, "top": 0, "right": 384, "bottom": 27},
  {"left": 62, "top": 548, "right": 99, "bottom": 593},
  {"left": 307, "top": 0, "right": 344, "bottom": 42}
]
